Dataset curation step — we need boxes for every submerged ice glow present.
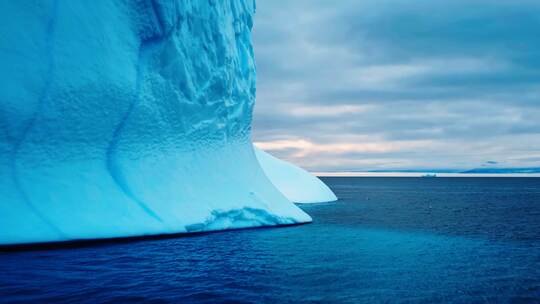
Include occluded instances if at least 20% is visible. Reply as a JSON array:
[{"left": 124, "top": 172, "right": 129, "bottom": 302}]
[{"left": 0, "top": 0, "right": 338, "bottom": 245}]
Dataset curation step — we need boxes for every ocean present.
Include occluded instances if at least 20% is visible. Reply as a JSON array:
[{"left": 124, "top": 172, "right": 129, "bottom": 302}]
[{"left": 1, "top": 177, "right": 539, "bottom": 303}]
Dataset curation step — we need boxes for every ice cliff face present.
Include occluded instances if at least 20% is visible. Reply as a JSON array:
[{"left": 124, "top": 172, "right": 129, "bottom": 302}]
[{"left": 0, "top": 0, "right": 313, "bottom": 246}]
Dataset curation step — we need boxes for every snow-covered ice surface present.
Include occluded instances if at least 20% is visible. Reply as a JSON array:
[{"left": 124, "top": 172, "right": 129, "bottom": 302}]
[
  {"left": 256, "top": 148, "right": 338, "bottom": 204},
  {"left": 0, "top": 0, "right": 311, "bottom": 246}
]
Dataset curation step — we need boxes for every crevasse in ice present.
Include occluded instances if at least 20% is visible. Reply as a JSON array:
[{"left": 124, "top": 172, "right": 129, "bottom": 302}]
[{"left": 0, "top": 0, "right": 335, "bottom": 246}]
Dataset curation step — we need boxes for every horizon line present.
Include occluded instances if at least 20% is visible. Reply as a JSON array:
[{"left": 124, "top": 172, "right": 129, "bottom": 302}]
[{"left": 312, "top": 172, "right": 540, "bottom": 177}]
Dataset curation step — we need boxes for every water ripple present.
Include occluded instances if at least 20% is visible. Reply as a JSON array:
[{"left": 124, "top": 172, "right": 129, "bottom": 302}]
[{"left": 1, "top": 177, "right": 539, "bottom": 303}]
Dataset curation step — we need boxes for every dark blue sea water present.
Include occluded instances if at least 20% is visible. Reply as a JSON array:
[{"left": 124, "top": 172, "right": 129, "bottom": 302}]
[{"left": 1, "top": 177, "right": 539, "bottom": 303}]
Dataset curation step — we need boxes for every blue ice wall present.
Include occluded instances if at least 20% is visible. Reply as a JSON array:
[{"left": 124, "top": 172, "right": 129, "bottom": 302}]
[{"left": 0, "top": 0, "right": 311, "bottom": 245}]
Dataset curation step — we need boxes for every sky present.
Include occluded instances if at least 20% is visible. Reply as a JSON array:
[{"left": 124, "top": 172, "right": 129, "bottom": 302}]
[{"left": 251, "top": 0, "right": 540, "bottom": 172}]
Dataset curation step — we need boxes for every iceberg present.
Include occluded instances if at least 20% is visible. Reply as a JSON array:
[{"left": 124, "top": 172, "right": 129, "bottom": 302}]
[
  {"left": 0, "top": 0, "right": 337, "bottom": 246},
  {"left": 256, "top": 148, "right": 337, "bottom": 203}
]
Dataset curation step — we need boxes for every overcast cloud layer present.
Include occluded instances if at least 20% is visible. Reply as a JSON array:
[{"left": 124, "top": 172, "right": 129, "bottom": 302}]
[{"left": 251, "top": 0, "right": 540, "bottom": 172}]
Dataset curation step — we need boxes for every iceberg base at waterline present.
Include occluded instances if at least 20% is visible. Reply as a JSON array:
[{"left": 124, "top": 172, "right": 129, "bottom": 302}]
[{"left": 0, "top": 140, "right": 313, "bottom": 246}]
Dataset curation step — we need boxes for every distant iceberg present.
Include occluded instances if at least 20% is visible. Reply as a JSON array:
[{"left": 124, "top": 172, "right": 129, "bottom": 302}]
[
  {"left": 256, "top": 148, "right": 337, "bottom": 204},
  {"left": 0, "top": 0, "right": 334, "bottom": 246}
]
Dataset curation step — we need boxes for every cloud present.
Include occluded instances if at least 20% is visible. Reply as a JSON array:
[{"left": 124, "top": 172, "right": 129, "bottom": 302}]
[
  {"left": 254, "top": 138, "right": 432, "bottom": 157},
  {"left": 252, "top": 0, "right": 540, "bottom": 171},
  {"left": 287, "top": 105, "right": 372, "bottom": 118}
]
